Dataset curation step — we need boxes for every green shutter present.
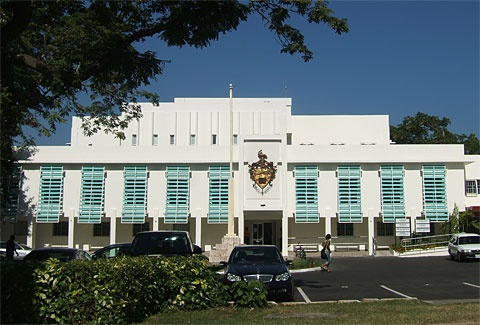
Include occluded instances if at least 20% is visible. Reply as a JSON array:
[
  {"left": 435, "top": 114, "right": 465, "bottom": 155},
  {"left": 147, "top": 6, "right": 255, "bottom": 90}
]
[
  {"left": 295, "top": 165, "right": 319, "bottom": 223},
  {"left": 37, "top": 166, "right": 64, "bottom": 223},
  {"left": 380, "top": 165, "right": 405, "bottom": 222},
  {"left": 337, "top": 165, "right": 362, "bottom": 223},
  {"left": 2, "top": 166, "right": 22, "bottom": 218},
  {"left": 165, "top": 166, "right": 190, "bottom": 223},
  {"left": 208, "top": 166, "right": 229, "bottom": 223},
  {"left": 78, "top": 166, "right": 105, "bottom": 223},
  {"left": 122, "top": 166, "right": 148, "bottom": 223},
  {"left": 422, "top": 165, "right": 448, "bottom": 221}
]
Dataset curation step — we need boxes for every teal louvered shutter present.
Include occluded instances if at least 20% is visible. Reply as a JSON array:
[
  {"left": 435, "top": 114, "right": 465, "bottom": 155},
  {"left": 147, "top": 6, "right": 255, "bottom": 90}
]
[
  {"left": 3, "top": 166, "right": 22, "bottom": 218},
  {"left": 37, "top": 166, "right": 64, "bottom": 223},
  {"left": 165, "top": 166, "right": 190, "bottom": 223},
  {"left": 122, "top": 166, "right": 148, "bottom": 223},
  {"left": 380, "top": 165, "right": 405, "bottom": 222},
  {"left": 208, "top": 166, "right": 229, "bottom": 223},
  {"left": 337, "top": 165, "right": 362, "bottom": 223},
  {"left": 78, "top": 166, "right": 105, "bottom": 223},
  {"left": 295, "top": 166, "right": 319, "bottom": 223},
  {"left": 422, "top": 165, "right": 448, "bottom": 221}
]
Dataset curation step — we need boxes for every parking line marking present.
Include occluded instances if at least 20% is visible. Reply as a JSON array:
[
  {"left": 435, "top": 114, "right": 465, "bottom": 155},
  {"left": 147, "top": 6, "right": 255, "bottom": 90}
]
[
  {"left": 380, "top": 285, "right": 414, "bottom": 299},
  {"left": 297, "top": 287, "right": 311, "bottom": 303},
  {"left": 463, "top": 282, "right": 480, "bottom": 289}
]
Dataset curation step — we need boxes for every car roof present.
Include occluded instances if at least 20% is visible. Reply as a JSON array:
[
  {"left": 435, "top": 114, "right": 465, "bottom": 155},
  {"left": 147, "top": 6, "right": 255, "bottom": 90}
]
[{"left": 30, "top": 247, "right": 80, "bottom": 252}]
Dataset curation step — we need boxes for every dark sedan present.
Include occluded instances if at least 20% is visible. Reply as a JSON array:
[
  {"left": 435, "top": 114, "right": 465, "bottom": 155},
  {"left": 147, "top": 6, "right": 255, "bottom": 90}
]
[
  {"left": 91, "top": 243, "right": 131, "bottom": 260},
  {"left": 24, "top": 247, "right": 92, "bottom": 262},
  {"left": 220, "top": 245, "right": 294, "bottom": 301}
]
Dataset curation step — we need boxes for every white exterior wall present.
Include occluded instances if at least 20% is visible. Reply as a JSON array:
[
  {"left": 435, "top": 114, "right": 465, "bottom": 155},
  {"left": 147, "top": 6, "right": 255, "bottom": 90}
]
[{"left": 11, "top": 97, "right": 478, "bottom": 256}]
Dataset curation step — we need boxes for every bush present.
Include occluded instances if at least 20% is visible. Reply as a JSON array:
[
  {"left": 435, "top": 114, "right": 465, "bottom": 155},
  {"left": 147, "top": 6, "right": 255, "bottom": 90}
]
[{"left": 229, "top": 281, "right": 268, "bottom": 308}]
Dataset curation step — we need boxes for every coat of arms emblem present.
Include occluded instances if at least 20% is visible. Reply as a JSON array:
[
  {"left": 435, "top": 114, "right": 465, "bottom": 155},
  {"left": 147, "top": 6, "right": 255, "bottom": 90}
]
[{"left": 248, "top": 150, "right": 277, "bottom": 195}]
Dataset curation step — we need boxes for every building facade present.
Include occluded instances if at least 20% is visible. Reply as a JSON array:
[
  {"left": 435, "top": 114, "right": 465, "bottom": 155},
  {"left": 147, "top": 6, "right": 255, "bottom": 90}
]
[{"left": 3, "top": 97, "right": 480, "bottom": 256}]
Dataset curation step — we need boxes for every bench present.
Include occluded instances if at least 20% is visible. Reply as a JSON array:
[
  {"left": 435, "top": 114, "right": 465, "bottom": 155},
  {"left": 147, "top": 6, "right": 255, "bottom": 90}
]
[
  {"left": 333, "top": 243, "right": 366, "bottom": 252},
  {"left": 292, "top": 243, "right": 320, "bottom": 253}
]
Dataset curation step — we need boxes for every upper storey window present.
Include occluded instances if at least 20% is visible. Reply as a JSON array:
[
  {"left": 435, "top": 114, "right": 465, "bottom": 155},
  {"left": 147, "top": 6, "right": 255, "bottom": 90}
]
[
  {"left": 190, "top": 134, "right": 196, "bottom": 145},
  {"left": 132, "top": 134, "right": 137, "bottom": 146}
]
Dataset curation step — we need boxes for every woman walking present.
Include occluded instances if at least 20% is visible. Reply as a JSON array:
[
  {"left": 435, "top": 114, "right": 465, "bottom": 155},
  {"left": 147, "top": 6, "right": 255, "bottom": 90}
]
[{"left": 321, "top": 234, "right": 332, "bottom": 272}]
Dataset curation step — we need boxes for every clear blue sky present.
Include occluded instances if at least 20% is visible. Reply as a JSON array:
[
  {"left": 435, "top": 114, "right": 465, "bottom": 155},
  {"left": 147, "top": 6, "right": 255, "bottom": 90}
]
[{"left": 38, "top": 0, "right": 479, "bottom": 145}]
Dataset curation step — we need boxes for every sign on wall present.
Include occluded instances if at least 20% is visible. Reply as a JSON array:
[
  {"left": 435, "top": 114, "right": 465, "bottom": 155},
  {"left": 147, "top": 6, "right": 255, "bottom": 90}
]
[
  {"left": 248, "top": 150, "right": 277, "bottom": 195},
  {"left": 415, "top": 219, "right": 431, "bottom": 233},
  {"left": 395, "top": 219, "right": 411, "bottom": 237}
]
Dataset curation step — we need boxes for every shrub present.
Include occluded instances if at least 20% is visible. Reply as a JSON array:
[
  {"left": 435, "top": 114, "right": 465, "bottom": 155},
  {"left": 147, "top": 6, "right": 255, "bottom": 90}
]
[{"left": 229, "top": 281, "right": 268, "bottom": 308}]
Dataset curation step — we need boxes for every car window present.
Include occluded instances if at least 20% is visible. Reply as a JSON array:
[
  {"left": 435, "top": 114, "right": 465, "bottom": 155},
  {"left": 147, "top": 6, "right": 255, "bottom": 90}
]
[
  {"left": 459, "top": 236, "right": 480, "bottom": 245},
  {"left": 131, "top": 232, "right": 190, "bottom": 255},
  {"left": 231, "top": 248, "right": 283, "bottom": 265}
]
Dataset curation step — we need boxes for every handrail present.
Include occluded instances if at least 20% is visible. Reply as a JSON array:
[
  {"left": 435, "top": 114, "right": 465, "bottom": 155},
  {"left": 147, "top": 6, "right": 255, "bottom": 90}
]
[{"left": 401, "top": 234, "right": 452, "bottom": 249}]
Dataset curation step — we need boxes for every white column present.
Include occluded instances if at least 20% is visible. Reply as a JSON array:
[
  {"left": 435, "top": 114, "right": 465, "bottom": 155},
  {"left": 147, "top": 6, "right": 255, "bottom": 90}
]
[
  {"left": 109, "top": 216, "right": 117, "bottom": 245},
  {"left": 195, "top": 209, "right": 202, "bottom": 247},
  {"left": 68, "top": 210, "right": 75, "bottom": 248},
  {"left": 282, "top": 212, "right": 289, "bottom": 257},
  {"left": 153, "top": 209, "right": 159, "bottom": 231},
  {"left": 324, "top": 208, "right": 332, "bottom": 236},
  {"left": 368, "top": 209, "right": 375, "bottom": 256},
  {"left": 227, "top": 84, "right": 235, "bottom": 235}
]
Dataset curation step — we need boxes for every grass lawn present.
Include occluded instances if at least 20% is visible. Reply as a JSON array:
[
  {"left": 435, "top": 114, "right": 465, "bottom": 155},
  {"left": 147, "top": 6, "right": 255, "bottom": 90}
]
[{"left": 144, "top": 300, "right": 480, "bottom": 324}]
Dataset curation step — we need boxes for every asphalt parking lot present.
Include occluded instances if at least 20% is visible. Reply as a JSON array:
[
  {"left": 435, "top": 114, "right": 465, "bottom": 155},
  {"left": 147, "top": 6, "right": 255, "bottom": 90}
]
[{"left": 291, "top": 255, "right": 480, "bottom": 304}]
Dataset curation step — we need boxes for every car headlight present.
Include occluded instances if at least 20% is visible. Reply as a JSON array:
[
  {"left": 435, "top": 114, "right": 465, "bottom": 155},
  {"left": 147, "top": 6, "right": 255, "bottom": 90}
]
[
  {"left": 226, "top": 273, "right": 242, "bottom": 282},
  {"left": 460, "top": 249, "right": 471, "bottom": 253},
  {"left": 275, "top": 272, "right": 290, "bottom": 282}
]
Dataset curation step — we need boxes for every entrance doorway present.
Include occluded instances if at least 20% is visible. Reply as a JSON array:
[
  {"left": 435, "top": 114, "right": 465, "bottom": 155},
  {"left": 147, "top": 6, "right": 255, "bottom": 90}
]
[{"left": 252, "top": 222, "right": 274, "bottom": 245}]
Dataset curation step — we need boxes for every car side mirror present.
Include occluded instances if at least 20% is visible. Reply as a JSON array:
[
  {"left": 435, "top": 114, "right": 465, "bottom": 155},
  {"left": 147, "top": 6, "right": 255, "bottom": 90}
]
[
  {"left": 219, "top": 261, "right": 228, "bottom": 267},
  {"left": 193, "top": 245, "right": 203, "bottom": 254},
  {"left": 285, "top": 259, "right": 293, "bottom": 266}
]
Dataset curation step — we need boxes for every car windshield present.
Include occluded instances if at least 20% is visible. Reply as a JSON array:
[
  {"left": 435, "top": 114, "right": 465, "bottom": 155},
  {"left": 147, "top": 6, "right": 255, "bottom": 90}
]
[
  {"left": 231, "top": 247, "right": 283, "bottom": 265},
  {"left": 27, "top": 250, "right": 74, "bottom": 262},
  {"left": 459, "top": 236, "right": 480, "bottom": 245},
  {"left": 131, "top": 233, "right": 190, "bottom": 255}
]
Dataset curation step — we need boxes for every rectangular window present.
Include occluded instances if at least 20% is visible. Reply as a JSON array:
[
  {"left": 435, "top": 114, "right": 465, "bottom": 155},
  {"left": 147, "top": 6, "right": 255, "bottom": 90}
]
[
  {"left": 377, "top": 222, "right": 394, "bottom": 236},
  {"left": 2, "top": 166, "right": 22, "bottom": 218},
  {"left": 337, "top": 165, "right": 362, "bottom": 223},
  {"left": 465, "top": 180, "right": 478, "bottom": 196},
  {"left": 132, "top": 134, "right": 137, "bottom": 146},
  {"left": 337, "top": 223, "right": 354, "bottom": 236},
  {"left": 152, "top": 134, "right": 158, "bottom": 146},
  {"left": 165, "top": 166, "right": 190, "bottom": 223},
  {"left": 78, "top": 166, "right": 105, "bottom": 223},
  {"left": 132, "top": 222, "right": 150, "bottom": 236},
  {"left": 294, "top": 166, "right": 319, "bottom": 222},
  {"left": 37, "top": 166, "right": 64, "bottom": 223},
  {"left": 286, "top": 133, "right": 292, "bottom": 145},
  {"left": 211, "top": 134, "right": 217, "bottom": 145},
  {"left": 122, "top": 166, "right": 148, "bottom": 223},
  {"left": 93, "top": 222, "right": 110, "bottom": 237},
  {"left": 169, "top": 134, "right": 175, "bottom": 145},
  {"left": 380, "top": 165, "right": 405, "bottom": 222},
  {"left": 53, "top": 222, "right": 68, "bottom": 236},
  {"left": 190, "top": 134, "right": 196, "bottom": 145},
  {"left": 233, "top": 134, "right": 238, "bottom": 145},
  {"left": 422, "top": 165, "right": 448, "bottom": 222},
  {"left": 208, "top": 166, "right": 229, "bottom": 223}
]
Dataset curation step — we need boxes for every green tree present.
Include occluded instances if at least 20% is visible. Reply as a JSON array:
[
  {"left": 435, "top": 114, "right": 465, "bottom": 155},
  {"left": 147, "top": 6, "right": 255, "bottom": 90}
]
[
  {"left": 390, "top": 112, "right": 480, "bottom": 154},
  {"left": 0, "top": 0, "right": 348, "bottom": 198}
]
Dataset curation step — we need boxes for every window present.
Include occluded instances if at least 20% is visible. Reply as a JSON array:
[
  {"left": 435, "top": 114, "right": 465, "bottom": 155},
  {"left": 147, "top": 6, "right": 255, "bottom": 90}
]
[
  {"left": 169, "top": 134, "right": 175, "bottom": 145},
  {"left": 294, "top": 166, "right": 319, "bottom": 222},
  {"left": 211, "top": 134, "right": 217, "bottom": 145},
  {"left": 152, "top": 134, "right": 158, "bottom": 146},
  {"left": 190, "top": 134, "right": 196, "bottom": 145},
  {"left": 286, "top": 133, "right": 292, "bottom": 145},
  {"left": 165, "top": 166, "right": 190, "bottom": 223},
  {"left": 53, "top": 222, "right": 68, "bottom": 236},
  {"left": 79, "top": 166, "right": 105, "bottom": 223},
  {"left": 132, "top": 134, "right": 137, "bottom": 146},
  {"left": 233, "top": 134, "right": 238, "bottom": 145},
  {"left": 337, "top": 223, "right": 353, "bottom": 236},
  {"left": 380, "top": 165, "right": 405, "bottom": 222},
  {"left": 377, "top": 222, "right": 394, "bottom": 236},
  {"left": 208, "top": 166, "right": 229, "bottom": 223},
  {"left": 132, "top": 222, "right": 150, "bottom": 236},
  {"left": 38, "top": 166, "right": 64, "bottom": 223},
  {"left": 2, "top": 166, "right": 22, "bottom": 218},
  {"left": 465, "top": 180, "right": 478, "bottom": 196},
  {"left": 337, "top": 165, "right": 362, "bottom": 223},
  {"left": 122, "top": 166, "right": 148, "bottom": 223},
  {"left": 93, "top": 222, "right": 110, "bottom": 237},
  {"left": 422, "top": 165, "right": 448, "bottom": 221}
]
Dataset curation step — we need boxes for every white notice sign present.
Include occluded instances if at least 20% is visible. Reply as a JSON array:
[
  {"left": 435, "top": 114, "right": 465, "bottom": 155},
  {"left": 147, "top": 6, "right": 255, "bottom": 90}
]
[
  {"left": 415, "top": 220, "right": 431, "bottom": 233},
  {"left": 395, "top": 219, "right": 411, "bottom": 237}
]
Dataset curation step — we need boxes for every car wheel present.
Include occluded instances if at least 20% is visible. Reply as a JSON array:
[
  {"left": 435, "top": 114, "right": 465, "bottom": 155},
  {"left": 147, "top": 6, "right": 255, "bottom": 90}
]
[
  {"left": 448, "top": 249, "right": 454, "bottom": 260},
  {"left": 456, "top": 252, "right": 463, "bottom": 262}
]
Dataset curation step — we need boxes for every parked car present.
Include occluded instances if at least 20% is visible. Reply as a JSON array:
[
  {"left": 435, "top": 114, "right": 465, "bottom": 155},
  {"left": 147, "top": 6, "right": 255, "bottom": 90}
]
[
  {"left": 130, "top": 231, "right": 202, "bottom": 257},
  {"left": 448, "top": 233, "right": 480, "bottom": 261},
  {"left": 91, "top": 243, "right": 131, "bottom": 260},
  {"left": 0, "top": 241, "right": 32, "bottom": 260},
  {"left": 220, "top": 245, "right": 294, "bottom": 301},
  {"left": 24, "top": 247, "right": 92, "bottom": 262}
]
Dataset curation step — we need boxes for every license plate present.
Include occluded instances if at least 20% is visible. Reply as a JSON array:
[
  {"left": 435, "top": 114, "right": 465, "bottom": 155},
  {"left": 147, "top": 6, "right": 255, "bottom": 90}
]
[{"left": 475, "top": 254, "right": 480, "bottom": 258}]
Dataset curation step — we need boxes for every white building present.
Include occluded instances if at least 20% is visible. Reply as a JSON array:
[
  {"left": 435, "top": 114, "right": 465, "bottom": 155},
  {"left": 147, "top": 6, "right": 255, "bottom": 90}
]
[{"left": 3, "top": 97, "right": 480, "bottom": 256}]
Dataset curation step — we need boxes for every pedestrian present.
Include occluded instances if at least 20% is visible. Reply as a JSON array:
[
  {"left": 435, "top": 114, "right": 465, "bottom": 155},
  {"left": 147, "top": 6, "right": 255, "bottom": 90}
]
[
  {"left": 244, "top": 227, "right": 251, "bottom": 244},
  {"left": 321, "top": 234, "right": 332, "bottom": 272},
  {"left": 6, "top": 235, "right": 18, "bottom": 260}
]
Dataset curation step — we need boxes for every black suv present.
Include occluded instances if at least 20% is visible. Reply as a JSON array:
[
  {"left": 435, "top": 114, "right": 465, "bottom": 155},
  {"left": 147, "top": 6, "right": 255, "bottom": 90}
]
[{"left": 130, "top": 231, "right": 202, "bottom": 257}]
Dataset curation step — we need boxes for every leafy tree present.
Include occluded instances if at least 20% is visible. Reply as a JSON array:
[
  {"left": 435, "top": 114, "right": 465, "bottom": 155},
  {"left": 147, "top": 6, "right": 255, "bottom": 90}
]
[
  {"left": 0, "top": 0, "right": 348, "bottom": 199},
  {"left": 390, "top": 112, "right": 480, "bottom": 154},
  {"left": 442, "top": 204, "right": 480, "bottom": 235}
]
